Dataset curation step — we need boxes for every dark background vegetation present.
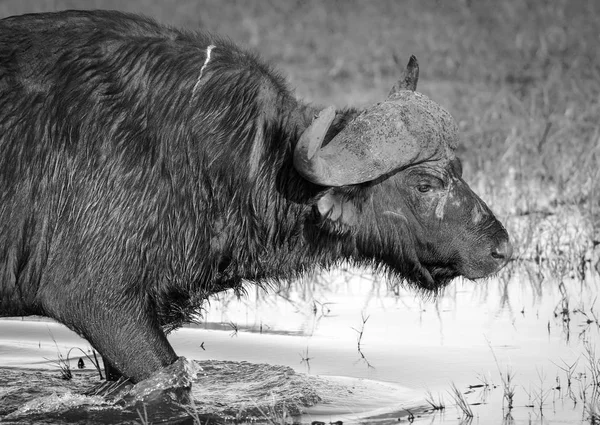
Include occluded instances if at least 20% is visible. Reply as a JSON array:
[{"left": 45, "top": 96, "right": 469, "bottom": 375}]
[{"left": 1, "top": 0, "right": 598, "bottom": 258}]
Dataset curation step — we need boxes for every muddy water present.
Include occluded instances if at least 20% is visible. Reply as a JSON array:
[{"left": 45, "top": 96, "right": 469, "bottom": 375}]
[{"left": 0, "top": 263, "right": 598, "bottom": 424}]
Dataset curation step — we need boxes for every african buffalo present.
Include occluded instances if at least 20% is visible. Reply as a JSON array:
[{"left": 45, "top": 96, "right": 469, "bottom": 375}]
[{"left": 0, "top": 10, "right": 512, "bottom": 383}]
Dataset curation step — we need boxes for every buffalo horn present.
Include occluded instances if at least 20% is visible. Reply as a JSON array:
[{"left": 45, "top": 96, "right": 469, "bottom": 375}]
[
  {"left": 389, "top": 55, "right": 419, "bottom": 95},
  {"left": 293, "top": 56, "right": 458, "bottom": 187},
  {"left": 293, "top": 106, "right": 337, "bottom": 184}
]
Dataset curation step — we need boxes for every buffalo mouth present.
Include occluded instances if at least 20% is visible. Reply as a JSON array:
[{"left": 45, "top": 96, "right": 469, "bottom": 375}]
[
  {"left": 415, "top": 263, "right": 460, "bottom": 292},
  {"left": 415, "top": 251, "right": 510, "bottom": 291}
]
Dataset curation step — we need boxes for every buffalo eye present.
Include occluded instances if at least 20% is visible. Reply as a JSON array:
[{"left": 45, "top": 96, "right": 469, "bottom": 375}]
[{"left": 409, "top": 169, "right": 444, "bottom": 193}]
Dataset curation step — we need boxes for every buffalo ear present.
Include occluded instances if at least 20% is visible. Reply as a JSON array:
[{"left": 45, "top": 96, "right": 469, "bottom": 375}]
[{"left": 317, "top": 193, "right": 358, "bottom": 226}]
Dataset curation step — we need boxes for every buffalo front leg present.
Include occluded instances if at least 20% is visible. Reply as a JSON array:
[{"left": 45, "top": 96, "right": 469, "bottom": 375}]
[
  {"left": 42, "top": 291, "right": 178, "bottom": 384},
  {"left": 82, "top": 306, "right": 178, "bottom": 384},
  {"left": 103, "top": 358, "right": 123, "bottom": 381}
]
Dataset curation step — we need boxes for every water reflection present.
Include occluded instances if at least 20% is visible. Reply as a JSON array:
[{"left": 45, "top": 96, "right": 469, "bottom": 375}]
[{"left": 177, "top": 262, "right": 599, "bottom": 423}]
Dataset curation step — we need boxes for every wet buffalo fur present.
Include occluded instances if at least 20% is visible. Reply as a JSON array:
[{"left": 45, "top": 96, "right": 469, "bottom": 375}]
[{"left": 0, "top": 10, "right": 454, "bottom": 381}]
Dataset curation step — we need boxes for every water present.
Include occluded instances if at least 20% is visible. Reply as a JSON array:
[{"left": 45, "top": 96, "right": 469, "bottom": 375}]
[{"left": 0, "top": 263, "right": 598, "bottom": 424}]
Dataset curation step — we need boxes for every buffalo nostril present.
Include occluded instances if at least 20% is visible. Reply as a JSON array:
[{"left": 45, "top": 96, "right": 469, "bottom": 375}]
[{"left": 491, "top": 239, "right": 513, "bottom": 263}]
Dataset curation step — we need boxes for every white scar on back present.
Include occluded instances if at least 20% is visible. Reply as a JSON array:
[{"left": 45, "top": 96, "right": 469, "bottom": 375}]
[{"left": 192, "top": 44, "right": 216, "bottom": 96}]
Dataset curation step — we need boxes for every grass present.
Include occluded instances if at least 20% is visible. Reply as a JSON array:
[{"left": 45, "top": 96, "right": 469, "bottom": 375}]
[
  {"left": 499, "top": 367, "right": 516, "bottom": 410},
  {"left": 65, "top": 347, "right": 104, "bottom": 380},
  {"left": 583, "top": 343, "right": 600, "bottom": 390},
  {"left": 487, "top": 339, "right": 516, "bottom": 411},
  {"left": 351, "top": 312, "right": 370, "bottom": 349},
  {"left": 589, "top": 399, "right": 600, "bottom": 425},
  {"left": 46, "top": 330, "right": 104, "bottom": 380},
  {"left": 553, "top": 358, "right": 579, "bottom": 403},
  {"left": 351, "top": 312, "right": 374, "bottom": 369},
  {"left": 227, "top": 321, "right": 239, "bottom": 338},
  {"left": 448, "top": 382, "right": 473, "bottom": 419},
  {"left": 299, "top": 347, "right": 312, "bottom": 373},
  {"left": 476, "top": 332, "right": 600, "bottom": 423},
  {"left": 52, "top": 346, "right": 72, "bottom": 381},
  {"left": 524, "top": 368, "right": 552, "bottom": 413},
  {"left": 425, "top": 389, "right": 445, "bottom": 412},
  {"left": 581, "top": 342, "right": 600, "bottom": 423}
]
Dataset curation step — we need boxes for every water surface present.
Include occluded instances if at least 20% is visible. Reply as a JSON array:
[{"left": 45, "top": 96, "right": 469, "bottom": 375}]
[{"left": 1, "top": 263, "right": 598, "bottom": 424}]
